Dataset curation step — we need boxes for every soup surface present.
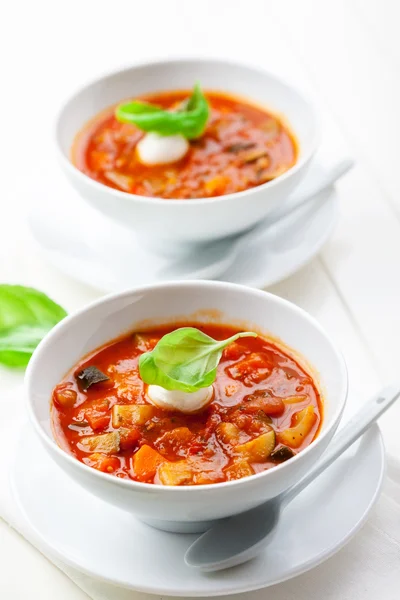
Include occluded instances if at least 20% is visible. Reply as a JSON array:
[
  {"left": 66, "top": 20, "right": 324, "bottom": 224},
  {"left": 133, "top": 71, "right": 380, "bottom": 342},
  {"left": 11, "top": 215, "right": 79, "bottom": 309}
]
[
  {"left": 73, "top": 91, "right": 297, "bottom": 199},
  {"left": 52, "top": 324, "right": 321, "bottom": 485}
]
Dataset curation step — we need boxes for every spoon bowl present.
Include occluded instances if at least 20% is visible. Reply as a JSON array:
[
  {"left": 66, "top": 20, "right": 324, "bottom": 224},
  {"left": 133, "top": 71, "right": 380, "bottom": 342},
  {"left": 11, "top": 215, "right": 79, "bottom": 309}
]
[{"left": 185, "top": 382, "right": 400, "bottom": 571}]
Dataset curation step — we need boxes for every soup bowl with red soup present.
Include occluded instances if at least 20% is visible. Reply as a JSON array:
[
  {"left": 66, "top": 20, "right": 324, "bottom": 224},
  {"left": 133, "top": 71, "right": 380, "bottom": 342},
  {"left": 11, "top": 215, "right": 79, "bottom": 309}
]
[
  {"left": 56, "top": 58, "right": 319, "bottom": 254},
  {"left": 26, "top": 281, "right": 347, "bottom": 533}
]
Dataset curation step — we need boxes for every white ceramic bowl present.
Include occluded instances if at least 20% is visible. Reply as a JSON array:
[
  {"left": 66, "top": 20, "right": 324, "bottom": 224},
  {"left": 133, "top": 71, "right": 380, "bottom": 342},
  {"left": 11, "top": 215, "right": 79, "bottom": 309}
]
[
  {"left": 26, "top": 281, "right": 347, "bottom": 533},
  {"left": 55, "top": 58, "right": 319, "bottom": 254}
]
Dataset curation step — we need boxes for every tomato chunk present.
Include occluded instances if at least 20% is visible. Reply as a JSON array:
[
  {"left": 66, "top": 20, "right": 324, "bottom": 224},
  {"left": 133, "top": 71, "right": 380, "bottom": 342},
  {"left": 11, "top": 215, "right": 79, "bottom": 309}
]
[
  {"left": 84, "top": 399, "right": 110, "bottom": 431},
  {"left": 85, "top": 453, "right": 120, "bottom": 473},
  {"left": 243, "top": 390, "right": 285, "bottom": 416},
  {"left": 227, "top": 353, "right": 272, "bottom": 385}
]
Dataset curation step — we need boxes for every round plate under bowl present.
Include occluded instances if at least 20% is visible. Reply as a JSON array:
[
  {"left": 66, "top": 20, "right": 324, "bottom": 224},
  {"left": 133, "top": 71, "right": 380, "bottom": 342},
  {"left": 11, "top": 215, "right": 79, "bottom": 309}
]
[
  {"left": 28, "top": 169, "right": 338, "bottom": 291},
  {"left": 11, "top": 424, "right": 384, "bottom": 597}
]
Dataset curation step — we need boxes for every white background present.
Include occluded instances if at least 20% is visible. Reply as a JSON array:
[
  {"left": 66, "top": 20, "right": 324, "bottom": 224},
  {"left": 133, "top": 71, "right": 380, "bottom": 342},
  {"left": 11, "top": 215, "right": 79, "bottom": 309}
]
[{"left": 1, "top": 0, "right": 400, "bottom": 597}]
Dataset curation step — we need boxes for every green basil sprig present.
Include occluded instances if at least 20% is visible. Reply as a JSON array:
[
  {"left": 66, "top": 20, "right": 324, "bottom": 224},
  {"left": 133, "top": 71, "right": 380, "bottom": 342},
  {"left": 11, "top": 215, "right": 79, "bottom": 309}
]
[
  {"left": 0, "top": 285, "right": 67, "bottom": 367},
  {"left": 138, "top": 327, "right": 257, "bottom": 393},
  {"left": 115, "top": 83, "right": 210, "bottom": 139}
]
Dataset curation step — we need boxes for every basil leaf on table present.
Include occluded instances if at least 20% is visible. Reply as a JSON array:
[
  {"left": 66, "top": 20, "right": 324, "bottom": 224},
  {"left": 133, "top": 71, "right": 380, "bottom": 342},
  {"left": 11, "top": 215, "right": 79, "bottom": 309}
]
[
  {"left": 0, "top": 285, "right": 67, "bottom": 368},
  {"left": 115, "top": 83, "right": 210, "bottom": 139},
  {"left": 139, "top": 327, "right": 257, "bottom": 392}
]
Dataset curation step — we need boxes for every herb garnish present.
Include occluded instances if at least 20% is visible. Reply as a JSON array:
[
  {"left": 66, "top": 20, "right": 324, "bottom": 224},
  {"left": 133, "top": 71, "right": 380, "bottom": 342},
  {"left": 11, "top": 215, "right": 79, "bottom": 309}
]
[
  {"left": 0, "top": 285, "right": 67, "bottom": 368},
  {"left": 115, "top": 83, "right": 209, "bottom": 139},
  {"left": 139, "top": 327, "right": 257, "bottom": 393}
]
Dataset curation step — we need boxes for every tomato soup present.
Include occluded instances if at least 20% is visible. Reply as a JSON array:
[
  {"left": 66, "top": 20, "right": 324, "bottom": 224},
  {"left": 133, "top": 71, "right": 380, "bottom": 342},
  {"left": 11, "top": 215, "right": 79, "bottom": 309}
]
[
  {"left": 51, "top": 324, "right": 322, "bottom": 486},
  {"left": 72, "top": 91, "right": 297, "bottom": 200}
]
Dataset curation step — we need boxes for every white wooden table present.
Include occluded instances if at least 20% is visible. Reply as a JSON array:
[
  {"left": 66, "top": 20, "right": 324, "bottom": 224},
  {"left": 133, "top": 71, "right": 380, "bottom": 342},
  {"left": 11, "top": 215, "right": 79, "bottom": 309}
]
[{"left": 1, "top": 0, "right": 400, "bottom": 597}]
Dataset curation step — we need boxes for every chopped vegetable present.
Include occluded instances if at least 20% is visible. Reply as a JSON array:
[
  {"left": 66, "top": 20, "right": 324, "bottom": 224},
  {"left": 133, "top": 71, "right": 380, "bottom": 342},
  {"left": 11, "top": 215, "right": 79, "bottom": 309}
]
[
  {"left": 53, "top": 386, "right": 77, "bottom": 409},
  {"left": 236, "top": 430, "right": 276, "bottom": 462},
  {"left": 132, "top": 445, "right": 166, "bottom": 481},
  {"left": 278, "top": 406, "right": 317, "bottom": 448},
  {"left": 111, "top": 404, "right": 154, "bottom": 427},
  {"left": 0, "top": 285, "right": 66, "bottom": 368},
  {"left": 104, "top": 171, "right": 133, "bottom": 192},
  {"left": 155, "top": 427, "right": 193, "bottom": 455},
  {"left": 283, "top": 395, "right": 307, "bottom": 404},
  {"left": 119, "top": 427, "right": 141, "bottom": 450},
  {"left": 84, "top": 398, "right": 110, "bottom": 430},
  {"left": 216, "top": 422, "right": 240, "bottom": 447},
  {"left": 270, "top": 445, "right": 295, "bottom": 462},
  {"left": 227, "top": 353, "right": 271, "bottom": 385},
  {"left": 225, "top": 460, "right": 254, "bottom": 480},
  {"left": 86, "top": 453, "right": 120, "bottom": 473},
  {"left": 226, "top": 142, "right": 256, "bottom": 153},
  {"left": 79, "top": 432, "right": 120, "bottom": 454},
  {"left": 132, "top": 333, "right": 158, "bottom": 352},
  {"left": 242, "top": 148, "right": 269, "bottom": 164},
  {"left": 139, "top": 327, "right": 257, "bottom": 393},
  {"left": 157, "top": 461, "right": 193, "bottom": 486},
  {"left": 244, "top": 390, "right": 285, "bottom": 416},
  {"left": 76, "top": 366, "right": 109, "bottom": 391}
]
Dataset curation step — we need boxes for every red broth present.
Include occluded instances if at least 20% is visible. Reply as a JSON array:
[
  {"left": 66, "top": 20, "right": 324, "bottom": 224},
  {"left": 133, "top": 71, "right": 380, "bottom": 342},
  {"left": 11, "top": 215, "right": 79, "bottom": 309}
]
[
  {"left": 51, "top": 324, "right": 322, "bottom": 486},
  {"left": 72, "top": 91, "right": 297, "bottom": 199}
]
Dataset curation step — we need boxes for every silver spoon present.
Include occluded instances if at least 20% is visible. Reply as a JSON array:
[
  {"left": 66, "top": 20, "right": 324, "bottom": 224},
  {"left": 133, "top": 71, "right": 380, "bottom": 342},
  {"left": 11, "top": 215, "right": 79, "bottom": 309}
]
[
  {"left": 162, "top": 158, "right": 354, "bottom": 280},
  {"left": 185, "top": 382, "right": 400, "bottom": 572}
]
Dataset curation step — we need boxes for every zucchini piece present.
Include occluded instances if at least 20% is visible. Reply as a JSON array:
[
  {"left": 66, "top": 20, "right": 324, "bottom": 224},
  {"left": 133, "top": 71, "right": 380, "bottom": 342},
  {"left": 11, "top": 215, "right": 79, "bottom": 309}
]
[
  {"left": 235, "top": 430, "right": 276, "bottom": 462},
  {"left": 79, "top": 431, "right": 120, "bottom": 454},
  {"left": 112, "top": 404, "right": 154, "bottom": 428},
  {"left": 158, "top": 461, "right": 193, "bottom": 486},
  {"left": 278, "top": 406, "right": 316, "bottom": 448}
]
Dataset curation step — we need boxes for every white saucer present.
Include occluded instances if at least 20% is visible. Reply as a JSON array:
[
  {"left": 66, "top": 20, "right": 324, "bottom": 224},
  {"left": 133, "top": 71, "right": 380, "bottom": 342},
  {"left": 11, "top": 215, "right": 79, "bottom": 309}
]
[
  {"left": 11, "top": 424, "right": 384, "bottom": 597},
  {"left": 28, "top": 172, "right": 338, "bottom": 291}
]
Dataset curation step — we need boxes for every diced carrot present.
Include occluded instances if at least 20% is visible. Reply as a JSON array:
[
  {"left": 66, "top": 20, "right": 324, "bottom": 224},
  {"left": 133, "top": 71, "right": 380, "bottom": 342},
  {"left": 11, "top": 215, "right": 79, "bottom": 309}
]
[{"left": 132, "top": 445, "right": 166, "bottom": 482}]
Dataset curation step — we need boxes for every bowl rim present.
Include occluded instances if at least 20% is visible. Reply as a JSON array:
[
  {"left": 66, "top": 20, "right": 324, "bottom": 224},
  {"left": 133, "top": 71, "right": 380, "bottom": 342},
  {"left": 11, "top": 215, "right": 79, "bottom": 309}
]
[
  {"left": 55, "top": 56, "right": 320, "bottom": 206},
  {"left": 25, "top": 280, "right": 348, "bottom": 494}
]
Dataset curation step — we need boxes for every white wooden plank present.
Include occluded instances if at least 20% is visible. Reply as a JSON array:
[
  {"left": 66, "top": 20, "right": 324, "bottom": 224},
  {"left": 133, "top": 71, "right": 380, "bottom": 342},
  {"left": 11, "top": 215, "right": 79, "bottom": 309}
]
[
  {"left": 270, "top": 0, "right": 400, "bottom": 215},
  {"left": 266, "top": 0, "right": 400, "bottom": 381},
  {"left": 0, "top": 522, "right": 90, "bottom": 600},
  {"left": 354, "top": 0, "right": 400, "bottom": 65}
]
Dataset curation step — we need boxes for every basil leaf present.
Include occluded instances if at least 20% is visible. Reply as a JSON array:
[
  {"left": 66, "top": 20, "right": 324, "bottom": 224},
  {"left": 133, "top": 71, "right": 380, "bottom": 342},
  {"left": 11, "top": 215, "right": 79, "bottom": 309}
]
[
  {"left": 0, "top": 285, "right": 67, "bottom": 368},
  {"left": 76, "top": 366, "right": 109, "bottom": 391},
  {"left": 139, "top": 327, "right": 257, "bottom": 392},
  {"left": 115, "top": 83, "right": 210, "bottom": 139}
]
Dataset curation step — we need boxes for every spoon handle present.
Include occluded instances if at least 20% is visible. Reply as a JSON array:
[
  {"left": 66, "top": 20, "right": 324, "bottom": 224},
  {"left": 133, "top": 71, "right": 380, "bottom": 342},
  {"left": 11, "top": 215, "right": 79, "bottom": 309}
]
[
  {"left": 283, "top": 383, "right": 400, "bottom": 506},
  {"left": 265, "top": 158, "right": 354, "bottom": 225},
  {"left": 233, "top": 158, "right": 354, "bottom": 255}
]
